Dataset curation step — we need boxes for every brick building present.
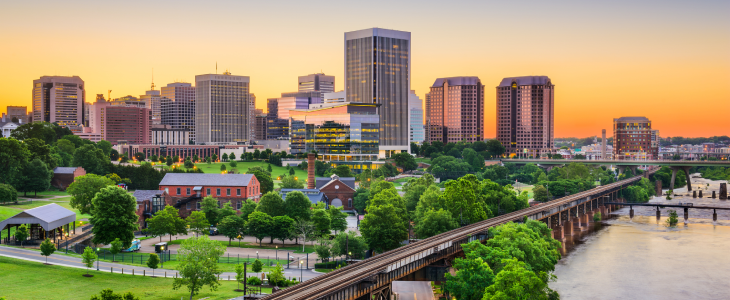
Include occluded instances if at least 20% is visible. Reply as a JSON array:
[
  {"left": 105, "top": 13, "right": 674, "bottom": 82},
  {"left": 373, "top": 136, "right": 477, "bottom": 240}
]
[
  {"left": 316, "top": 175, "right": 356, "bottom": 210},
  {"left": 613, "top": 116, "right": 658, "bottom": 159},
  {"left": 50, "top": 167, "right": 86, "bottom": 190}
]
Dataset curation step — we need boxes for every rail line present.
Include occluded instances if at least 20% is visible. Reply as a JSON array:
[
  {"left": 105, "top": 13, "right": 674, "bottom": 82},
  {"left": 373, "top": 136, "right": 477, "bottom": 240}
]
[{"left": 263, "top": 170, "right": 656, "bottom": 299}]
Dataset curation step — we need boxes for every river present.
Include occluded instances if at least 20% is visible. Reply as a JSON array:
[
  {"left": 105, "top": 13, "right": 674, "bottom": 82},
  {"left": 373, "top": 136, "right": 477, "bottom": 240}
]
[{"left": 551, "top": 213, "right": 730, "bottom": 300}]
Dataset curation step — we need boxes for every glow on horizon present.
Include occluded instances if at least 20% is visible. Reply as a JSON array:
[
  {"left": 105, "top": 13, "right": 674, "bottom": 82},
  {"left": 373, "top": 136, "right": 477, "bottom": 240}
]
[{"left": 0, "top": 0, "right": 728, "bottom": 138}]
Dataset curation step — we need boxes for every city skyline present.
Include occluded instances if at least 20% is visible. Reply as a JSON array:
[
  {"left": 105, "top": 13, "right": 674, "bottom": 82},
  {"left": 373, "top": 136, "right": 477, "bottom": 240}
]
[{"left": 1, "top": 0, "right": 728, "bottom": 138}]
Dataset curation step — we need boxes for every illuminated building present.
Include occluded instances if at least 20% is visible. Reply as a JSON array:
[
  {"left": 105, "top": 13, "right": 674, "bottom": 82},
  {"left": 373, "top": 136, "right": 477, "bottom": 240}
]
[
  {"left": 496, "top": 76, "right": 555, "bottom": 156},
  {"left": 613, "top": 116, "right": 658, "bottom": 159},
  {"left": 32, "top": 76, "right": 85, "bottom": 127},
  {"left": 426, "top": 77, "right": 484, "bottom": 143},
  {"left": 161, "top": 82, "right": 196, "bottom": 143}
]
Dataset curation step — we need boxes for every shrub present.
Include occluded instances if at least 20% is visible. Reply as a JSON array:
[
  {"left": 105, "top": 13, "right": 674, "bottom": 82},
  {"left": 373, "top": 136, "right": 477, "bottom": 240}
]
[
  {"left": 592, "top": 212, "right": 601, "bottom": 222},
  {"left": 314, "top": 260, "right": 347, "bottom": 269},
  {"left": 246, "top": 276, "right": 262, "bottom": 285},
  {"left": 667, "top": 210, "right": 679, "bottom": 227}
]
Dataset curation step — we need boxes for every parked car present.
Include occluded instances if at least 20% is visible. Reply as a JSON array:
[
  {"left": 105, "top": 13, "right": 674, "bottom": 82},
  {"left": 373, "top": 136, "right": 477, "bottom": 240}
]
[
  {"left": 209, "top": 226, "right": 219, "bottom": 235},
  {"left": 122, "top": 239, "right": 141, "bottom": 252}
]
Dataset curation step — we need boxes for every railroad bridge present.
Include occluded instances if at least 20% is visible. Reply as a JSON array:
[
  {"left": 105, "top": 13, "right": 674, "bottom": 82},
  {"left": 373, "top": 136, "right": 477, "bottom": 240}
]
[{"left": 261, "top": 169, "right": 657, "bottom": 300}]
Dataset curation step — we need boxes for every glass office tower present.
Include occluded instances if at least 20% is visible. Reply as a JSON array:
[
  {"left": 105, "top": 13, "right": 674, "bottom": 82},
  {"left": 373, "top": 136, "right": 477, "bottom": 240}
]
[{"left": 345, "top": 28, "right": 411, "bottom": 158}]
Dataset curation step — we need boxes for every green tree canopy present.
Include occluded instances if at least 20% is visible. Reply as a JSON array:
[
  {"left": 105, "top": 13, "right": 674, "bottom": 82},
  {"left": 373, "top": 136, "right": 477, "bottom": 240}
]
[
  {"left": 239, "top": 199, "right": 258, "bottom": 220},
  {"left": 443, "top": 253, "right": 495, "bottom": 300},
  {"left": 0, "top": 137, "right": 30, "bottom": 185},
  {"left": 485, "top": 139, "right": 506, "bottom": 158},
  {"left": 90, "top": 186, "right": 139, "bottom": 248},
  {"left": 352, "top": 187, "right": 370, "bottom": 213},
  {"left": 311, "top": 209, "right": 331, "bottom": 235},
  {"left": 25, "top": 138, "right": 56, "bottom": 169},
  {"left": 173, "top": 236, "right": 226, "bottom": 300},
  {"left": 482, "top": 258, "right": 558, "bottom": 300},
  {"left": 218, "top": 215, "right": 245, "bottom": 246},
  {"left": 200, "top": 196, "right": 220, "bottom": 226},
  {"left": 147, "top": 205, "right": 188, "bottom": 242},
  {"left": 414, "top": 208, "right": 459, "bottom": 239},
  {"left": 186, "top": 211, "right": 210, "bottom": 237},
  {"left": 328, "top": 206, "right": 348, "bottom": 234},
  {"left": 280, "top": 175, "right": 305, "bottom": 189},
  {"left": 330, "top": 231, "right": 368, "bottom": 259},
  {"left": 217, "top": 202, "right": 237, "bottom": 225},
  {"left": 256, "top": 192, "right": 285, "bottom": 217},
  {"left": 284, "top": 191, "right": 311, "bottom": 221},
  {"left": 392, "top": 152, "right": 418, "bottom": 172},
  {"left": 18, "top": 158, "right": 52, "bottom": 196},
  {"left": 67, "top": 174, "right": 116, "bottom": 215},
  {"left": 73, "top": 144, "right": 109, "bottom": 175},
  {"left": 40, "top": 238, "right": 56, "bottom": 264},
  {"left": 10, "top": 122, "right": 56, "bottom": 144},
  {"left": 246, "top": 211, "right": 273, "bottom": 246},
  {"left": 96, "top": 140, "right": 112, "bottom": 156},
  {"left": 247, "top": 169, "right": 274, "bottom": 194},
  {"left": 271, "top": 215, "right": 296, "bottom": 244}
]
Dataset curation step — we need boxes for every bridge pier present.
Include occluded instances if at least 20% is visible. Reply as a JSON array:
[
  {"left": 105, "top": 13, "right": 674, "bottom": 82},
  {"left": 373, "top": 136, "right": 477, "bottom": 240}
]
[
  {"left": 553, "top": 225, "right": 564, "bottom": 240},
  {"left": 713, "top": 209, "right": 717, "bottom": 222},
  {"left": 629, "top": 206, "right": 634, "bottom": 219},
  {"left": 684, "top": 207, "right": 689, "bottom": 224},
  {"left": 670, "top": 166, "right": 692, "bottom": 191},
  {"left": 656, "top": 207, "right": 661, "bottom": 221},
  {"left": 720, "top": 183, "right": 727, "bottom": 200}
]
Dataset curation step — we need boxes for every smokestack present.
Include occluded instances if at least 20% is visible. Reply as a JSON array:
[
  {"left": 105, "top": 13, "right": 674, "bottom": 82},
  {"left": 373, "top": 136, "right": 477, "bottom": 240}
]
[
  {"left": 601, "top": 129, "right": 607, "bottom": 160},
  {"left": 307, "top": 153, "right": 316, "bottom": 189}
]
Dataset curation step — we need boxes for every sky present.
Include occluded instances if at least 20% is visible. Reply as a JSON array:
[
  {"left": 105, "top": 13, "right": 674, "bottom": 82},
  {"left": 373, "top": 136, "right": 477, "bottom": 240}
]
[{"left": 1, "top": 0, "right": 728, "bottom": 138}]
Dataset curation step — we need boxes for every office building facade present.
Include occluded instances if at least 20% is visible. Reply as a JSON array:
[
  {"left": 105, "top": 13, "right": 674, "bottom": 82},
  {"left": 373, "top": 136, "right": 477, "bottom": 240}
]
[
  {"left": 345, "top": 28, "right": 411, "bottom": 157},
  {"left": 266, "top": 91, "right": 322, "bottom": 140},
  {"left": 140, "top": 88, "right": 162, "bottom": 125},
  {"left": 151, "top": 126, "right": 189, "bottom": 145},
  {"left": 298, "top": 73, "right": 335, "bottom": 100},
  {"left": 161, "top": 82, "right": 196, "bottom": 144},
  {"left": 4, "top": 106, "right": 29, "bottom": 123},
  {"left": 89, "top": 98, "right": 150, "bottom": 145},
  {"left": 613, "top": 116, "right": 658, "bottom": 159},
  {"left": 409, "top": 91, "right": 425, "bottom": 144},
  {"left": 195, "top": 72, "right": 251, "bottom": 143},
  {"left": 32, "top": 76, "right": 85, "bottom": 126},
  {"left": 426, "top": 77, "right": 484, "bottom": 144},
  {"left": 496, "top": 76, "right": 555, "bottom": 155},
  {"left": 255, "top": 114, "right": 267, "bottom": 140}
]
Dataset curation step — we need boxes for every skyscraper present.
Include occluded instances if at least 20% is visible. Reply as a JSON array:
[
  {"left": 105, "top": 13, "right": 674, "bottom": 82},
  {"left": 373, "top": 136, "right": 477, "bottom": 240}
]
[
  {"left": 426, "top": 77, "right": 484, "bottom": 144},
  {"left": 496, "top": 76, "right": 555, "bottom": 156},
  {"left": 345, "top": 28, "right": 411, "bottom": 157},
  {"left": 613, "top": 116, "right": 658, "bottom": 159},
  {"left": 408, "top": 91, "right": 425, "bottom": 144},
  {"left": 298, "top": 73, "right": 335, "bottom": 97},
  {"left": 89, "top": 94, "right": 150, "bottom": 145},
  {"left": 266, "top": 91, "right": 322, "bottom": 140},
  {"left": 140, "top": 87, "right": 162, "bottom": 125},
  {"left": 161, "top": 82, "right": 196, "bottom": 144},
  {"left": 32, "top": 76, "right": 85, "bottom": 126},
  {"left": 195, "top": 72, "right": 251, "bottom": 143}
]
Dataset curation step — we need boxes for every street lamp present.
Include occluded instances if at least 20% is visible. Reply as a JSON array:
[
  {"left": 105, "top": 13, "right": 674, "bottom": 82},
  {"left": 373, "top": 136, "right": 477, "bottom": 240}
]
[
  {"left": 256, "top": 251, "right": 259, "bottom": 260},
  {"left": 299, "top": 260, "right": 303, "bottom": 281},
  {"left": 275, "top": 246, "right": 278, "bottom": 261},
  {"left": 96, "top": 248, "right": 100, "bottom": 271},
  {"left": 160, "top": 245, "right": 165, "bottom": 268}
]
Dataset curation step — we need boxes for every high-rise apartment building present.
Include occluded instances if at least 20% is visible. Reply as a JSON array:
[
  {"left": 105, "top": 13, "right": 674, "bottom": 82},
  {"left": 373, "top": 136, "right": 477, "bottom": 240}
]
[
  {"left": 32, "top": 76, "right": 85, "bottom": 126},
  {"left": 195, "top": 72, "right": 251, "bottom": 143},
  {"left": 140, "top": 86, "right": 162, "bottom": 125},
  {"left": 613, "top": 116, "right": 658, "bottom": 159},
  {"left": 496, "top": 76, "right": 555, "bottom": 155},
  {"left": 89, "top": 95, "right": 150, "bottom": 145},
  {"left": 345, "top": 28, "right": 411, "bottom": 157},
  {"left": 161, "top": 82, "right": 196, "bottom": 144},
  {"left": 426, "top": 77, "right": 484, "bottom": 144},
  {"left": 409, "top": 91, "right": 425, "bottom": 144}
]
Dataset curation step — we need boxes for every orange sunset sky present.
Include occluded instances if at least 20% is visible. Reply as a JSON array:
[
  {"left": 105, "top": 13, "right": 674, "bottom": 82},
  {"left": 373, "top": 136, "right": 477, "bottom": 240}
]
[{"left": 1, "top": 0, "right": 728, "bottom": 138}]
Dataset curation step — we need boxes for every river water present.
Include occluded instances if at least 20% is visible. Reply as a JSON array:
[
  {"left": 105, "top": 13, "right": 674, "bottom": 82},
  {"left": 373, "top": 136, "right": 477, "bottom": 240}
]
[{"left": 551, "top": 214, "right": 730, "bottom": 300}]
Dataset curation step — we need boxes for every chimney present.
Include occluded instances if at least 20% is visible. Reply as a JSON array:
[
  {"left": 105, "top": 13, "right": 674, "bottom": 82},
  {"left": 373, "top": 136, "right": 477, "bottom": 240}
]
[
  {"left": 307, "top": 153, "right": 316, "bottom": 189},
  {"left": 601, "top": 129, "right": 607, "bottom": 159}
]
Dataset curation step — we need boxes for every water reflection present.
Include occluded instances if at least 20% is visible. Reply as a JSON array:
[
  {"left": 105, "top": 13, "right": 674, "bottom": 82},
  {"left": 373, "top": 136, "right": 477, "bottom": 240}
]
[{"left": 551, "top": 213, "right": 730, "bottom": 300}]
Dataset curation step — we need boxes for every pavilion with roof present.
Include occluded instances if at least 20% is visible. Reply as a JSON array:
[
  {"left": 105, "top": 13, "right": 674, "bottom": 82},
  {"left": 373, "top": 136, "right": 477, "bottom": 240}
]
[{"left": 0, "top": 203, "right": 77, "bottom": 245}]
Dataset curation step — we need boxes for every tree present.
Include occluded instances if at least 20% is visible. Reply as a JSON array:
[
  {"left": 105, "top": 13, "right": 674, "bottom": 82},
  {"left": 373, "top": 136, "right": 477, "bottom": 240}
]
[
  {"left": 206, "top": 156, "right": 212, "bottom": 164},
  {"left": 267, "top": 263, "right": 286, "bottom": 287},
  {"left": 15, "top": 224, "right": 29, "bottom": 247},
  {"left": 220, "top": 164, "right": 227, "bottom": 172},
  {"left": 173, "top": 236, "right": 226, "bottom": 300},
  {"left": 240, "top": 199, "right": 258, "bottom": 220},
  {"left": 314, "top": 237, "right": 332, "bottom": 262},
  {"left": 360, "top": 200, "right": 408, "bottom": 253},
  {"left": 268, "top": 154, "right": 282, "bottom": 167},
  {"left": 291, "top": 219, "right": 316, "bottom": 252},
  {"left": 462, "top": 148, "right": 484, "bottom": 172},
  {"left": 96, "top": 140, "right": 112, "bottom": 156},
  {"left": 0, "top": 137, "right": 30, "bottom": 185},
  {"left": 25, "top": 138, "right": 56, "bottom": 169},
  {"left": 110, "top": 149, "right": 119, "bottom": 161},
  {"left": 251, "top": 258, "right": 263, "bottom": 274},
  {"left": 256, "top": 192, "right": 285, "bottom": 217},
  {"left": 147, "top": 253, "right": 160, "bottom": 277},
  {"left": 0, "top": 183, "right": 18, "bottom": 204},
  {"left": 311, "top": 209, "right": 331, "bottom": 235},
  {"left": 110, "top": 238, "right": 123, "bottom": 262},
  {"left": 353, "top": 188, "right": 370, "bottom": 213},
  {"left": 200, "top": 196, "right": 220, "bottom": 225},
  {"left": 482, "top": 258, "right": 558, "bottom": 300},
  {"left": 330, "top": 165, "right": 353, "bottom": 177},
  {"left": 90, "top": 186, "right": 139, "bottom": 248},
  {"left": 330, "top": 231, "right": 368, "bottom": 259},
  {"left": 247, "top": 169, "right": 274, "bottom": 194},
  {"left": 146, "top": 205, "right": 188, "bottom": 242},
  {"left": 533, "top": 185, "right": 549, "bottom": 202},
  {"left": 39, "top": 238, "right": 56, "bottom": 264},
  {"left": 414, "top": 209, "right": 459, "bottom": 238},
  {"left": 222, "top": 153, "right": 229, "bottom": 162},
  {"left": 211, "top": 153, "right": 218, "bottom": 162},
  {"left": 185, "top": 160, "right": 195, "bottom": 169},
  {"left": 253, "top": 149, "right": 261, "bottom": 159},
  {"left": 166, "top": 156, "right": 173, "bottom": 167},
  {"left": 217, "top": 202, "right": 237, "bottom": 224},
  {"left": 284, "top": 191, "right": 311, "bottom": 221},
  {"left": 19, "top": 158, "right": 52, "bottom": 196},
  {"left": 81, "top": 246, "right": 97, "bottom": 276},
  {"left": 328, "top": 207, "right": 348, "bottom": 234},
  {"left": 235, "top": 263, "right": 246, "bottom": 290},
  {"left": 90, "top": 289, "right": 140, "bottom": 300},
  {"left": 246, "top": 211, "right": 273, "bottom": 246},
  {"left": 73, "top": 144, "right": 110, "bottom": 175},
  {"left": 187, "top": 211, "right": 210, "bottom": 237},
  {"left": 486, "top": 139, "right": 506, "bottom": 158},
  {"left": 392, "top": 153, "right": 418, "bottom": 172},
  {"left": 10, "top": 122, "right": 55, "bottom": 144},
  {"left": 443, "top": 254, "right": 495, "bottom": 300},
  {"left": 280, "top": 175, "right": 304, "bottom": 189},
  {"left": 218, "top": 215, "right": 245, "bottom": 246},
  {"left": 289, "top": 168, "right": 295, "bottom": 175},
  {"left": 133, "top": 152, "right": 146, "bottom": 162},
  {"left": 271, "top": 216, "right": 296, "bottom": 244}
]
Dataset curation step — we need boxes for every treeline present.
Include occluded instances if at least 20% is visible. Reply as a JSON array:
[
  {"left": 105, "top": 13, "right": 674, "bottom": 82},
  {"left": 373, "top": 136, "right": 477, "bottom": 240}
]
[
  {"left": 555, "top": 136, "right": 613, "bottom": 148},
  {"left": 660, "top": 136, "right": 730, "bottom": 146},
  {"left": 411, "top": 140, "right": 506, "bottom": 161}
]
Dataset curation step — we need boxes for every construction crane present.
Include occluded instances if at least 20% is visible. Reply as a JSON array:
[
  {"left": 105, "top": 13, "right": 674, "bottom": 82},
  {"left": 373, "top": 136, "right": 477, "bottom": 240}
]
[{"left": 108, "top": 90, "right": 112, "bottom": 101}]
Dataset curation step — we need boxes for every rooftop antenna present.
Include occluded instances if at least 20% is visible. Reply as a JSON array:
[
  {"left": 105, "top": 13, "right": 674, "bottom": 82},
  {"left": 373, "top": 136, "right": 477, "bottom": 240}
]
[
  {"left": 151, "top": 68, "right": 155, "bottom": 90},
  {"left": 216, "top": 62, "right": 218, "bottom": 74}
]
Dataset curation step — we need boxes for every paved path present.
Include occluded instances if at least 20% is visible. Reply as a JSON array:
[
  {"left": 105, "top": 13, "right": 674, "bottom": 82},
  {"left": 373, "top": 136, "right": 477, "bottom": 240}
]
[
  {"left": 392, "top": 281, "right": 435, "bottom": 300},
  {"left": 0, "top": 245, "right": 322, "bottom": 281}
]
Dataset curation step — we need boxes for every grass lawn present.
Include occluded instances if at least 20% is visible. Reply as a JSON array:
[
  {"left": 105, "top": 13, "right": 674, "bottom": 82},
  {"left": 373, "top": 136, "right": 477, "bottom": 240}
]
[
  {"left": 167, "top": 238, "right": 316, "bottom": 254},
  {"left": 145, "top": 160, "right": 308, "bottom": 188},
  {"left": 0, "top": 206, "right": 21, "bottom": 239},
  {"left": 0, "top": 255, "right": 273, "bottom": 300},
  {"left": 314, "top": 269, "right": 333, "bottom": 273}
]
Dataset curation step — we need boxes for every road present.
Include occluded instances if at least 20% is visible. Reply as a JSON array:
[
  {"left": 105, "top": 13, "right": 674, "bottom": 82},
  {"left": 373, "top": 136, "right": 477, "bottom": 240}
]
[
  {"left": 392, "top": 281, "right": 435, "bottom": 300},
  {"left": 0, "top": 245, "right": 323, "bottom": 281}
]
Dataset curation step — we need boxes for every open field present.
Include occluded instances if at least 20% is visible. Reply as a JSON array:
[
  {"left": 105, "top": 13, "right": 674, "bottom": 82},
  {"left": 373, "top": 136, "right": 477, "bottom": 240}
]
[
  {"left": 166, "top": 238, "right": 316, "bottom": 254},
  {"left": 0, "top": 255, "right": 273, "bottom": 300},
  {"left": 138, "top": 160, "right": 308, "bottom": 188}
]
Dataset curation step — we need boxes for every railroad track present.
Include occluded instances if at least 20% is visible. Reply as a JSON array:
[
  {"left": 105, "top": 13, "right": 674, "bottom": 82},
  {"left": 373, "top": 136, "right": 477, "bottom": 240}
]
[{"left": 263, "top": 170, "right": 656, "bottom": 299}]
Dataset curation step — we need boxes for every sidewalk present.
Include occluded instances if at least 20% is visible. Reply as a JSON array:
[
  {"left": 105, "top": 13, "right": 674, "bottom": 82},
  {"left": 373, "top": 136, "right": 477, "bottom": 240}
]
[{"left": 0, "top": 245, "right": 322, "bottom": 281}]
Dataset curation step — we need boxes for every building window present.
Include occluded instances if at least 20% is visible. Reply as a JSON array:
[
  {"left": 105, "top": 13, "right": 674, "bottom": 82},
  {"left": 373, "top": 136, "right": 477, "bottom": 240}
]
[
  {"left": 227, "top": 189, "right": 231, "bottom": 196},
  {"left": 348, "top": 198, "right": 352, "bottom": 208},
  {"left": 186, "top": 188, "right": 190, "bottom": 195},
  {"left": 165, "top": 188, "right": 169, "bottom": 193},
  {"left": 217, "top": 201, "right": 221, "bottom": 208},
  {"left": 196, "top": 202, "right": 201, "bottom": 210},
  {"left": 237, "top": 189, "right": 241, "bottom": 196},
  {"left": 176, "top": 188, "right": 181, "bottom": 195},
  {"left": 207, "top": 188, "right": 211, "bottom": 195},
  {"left": 237, "top": 201, "right": 242, "bottom": 210},
  {"left": 217, "top": 188, "right": 221, "bottom": 196},
  {"left": 186, "top": 202, "right": 191, "bottom": 210}
]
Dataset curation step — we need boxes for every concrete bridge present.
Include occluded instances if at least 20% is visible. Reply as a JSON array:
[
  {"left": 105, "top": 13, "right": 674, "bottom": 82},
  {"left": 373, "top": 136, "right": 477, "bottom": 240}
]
[
  {"left": 504, "top": 159, "right": 730, "bottom": 192},
  {"left": 260, "top": 170, "right": 655, "bottom": 300}
]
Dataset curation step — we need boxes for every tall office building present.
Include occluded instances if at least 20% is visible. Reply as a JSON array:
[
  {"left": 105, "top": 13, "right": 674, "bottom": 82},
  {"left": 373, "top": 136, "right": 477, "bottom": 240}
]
[
  {"left": 298, "top": 73, "right": 335, "bottom": 99},
  {"left": 613, "top": 116, "right": 658, "bottom": 159},
  {"left": 32, "top": 76, "right": 85, "bottom": 126},
  {"left": 140, "top": 84, "right": 162, "bottom": 125},
  {"left": 426, "top": 77, "right": 484, "bottom": 144},
  {"left": 249, "top": 93, "right": 257, "bottom": 141},
  {"left": 4, "top": 106, "right": 29, "bottom": 123},
  {"left": 409, "top": 91, "right": 425, "bottom": 144},
  {"left": 255, "top": 113, "right": 268, "bottom": 140},
  {"left": 109, "top": 95, "right": 146, "bottom": 108},
  {"left": 345, "top": 28, "right": 411, "bottom": 157},
  {"left": 195, "top": 72, "right": 251, "bottom": 143},
  {"left": 496, "top": 76, "right": 555, "bottom": 155},
  {"left": 89, "top": 95, "right": 150, "bottom": 145},
  {"left": 266, "top": 91, "right": 323, "bottom": 140},
  {"left": 161, "top": 82, "right": 196, "bottom": 144}
]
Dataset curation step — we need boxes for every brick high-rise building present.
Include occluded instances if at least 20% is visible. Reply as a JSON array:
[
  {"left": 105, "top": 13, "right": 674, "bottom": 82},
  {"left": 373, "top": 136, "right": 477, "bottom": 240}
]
[
  {"left": 613, "top": 116, "right": 658, "bottom": 159},
  {"left": 496, "top": 76, "right": 555, "bottom": 156},
  {"left": 32, "top": 76, "right": 85, "bottom": 126},
  {"left": 426, "top": 77, "right": 484, "bottom": 143},
  {"left": 89, "top": 95, "right": 150, "bottom": 145}
]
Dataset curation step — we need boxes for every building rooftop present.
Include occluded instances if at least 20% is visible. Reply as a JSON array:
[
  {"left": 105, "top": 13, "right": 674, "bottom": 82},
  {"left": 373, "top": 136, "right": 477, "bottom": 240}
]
[
  {"left": 498, "top": 76, "right": 551, "bottom": 87},
  {"left": 432, "top": 77, "right": 481, "bottom": 87},
  {"left": 614, "top": 116, "right": 650, "bottom": 123},
  {"left": 133, "top": 190, "right": 164, "bottom": 203},
  {"left": 52, "top": 167, "right": 79, "bottom": 174},
  {"left": 0, "top": 203, "right": 76, "bottom": 231},
  {"left": 316, "top": 175, "right": 356, "bottom": 190},
  {"left": 280, "top": 189, "right": 326, "bottom": 205},
  {"left": 159, "top": 173, "right": 255, "bottom": 187}
]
